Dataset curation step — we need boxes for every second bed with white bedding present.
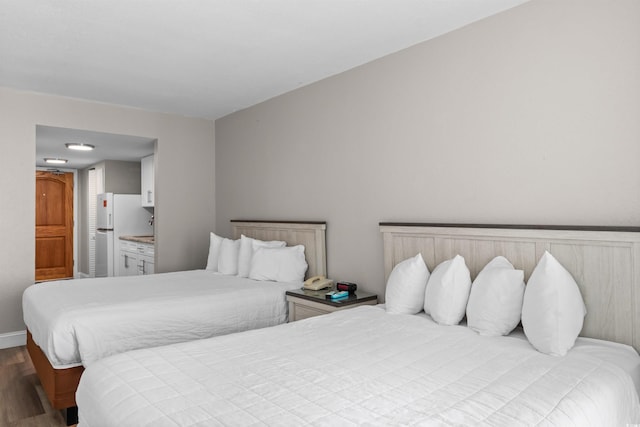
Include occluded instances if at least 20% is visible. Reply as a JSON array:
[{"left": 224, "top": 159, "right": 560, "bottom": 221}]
[
  {"left": 23, "top": 270, "right": 301, "bottom": 368},
  {"left": 76, "top": 306, "right": 640, "bottom": 426}
]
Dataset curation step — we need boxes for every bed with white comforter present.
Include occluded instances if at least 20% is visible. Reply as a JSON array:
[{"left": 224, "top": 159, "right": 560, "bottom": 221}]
[
  {"left": 23, "top": 270, "right": 300, "bottom": 368},
  {"left": 76, "top": 305, "right": 640, "bottom": 426}
]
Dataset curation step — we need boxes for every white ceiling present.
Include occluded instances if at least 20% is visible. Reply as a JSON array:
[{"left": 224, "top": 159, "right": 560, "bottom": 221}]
[
  {"left": 2, "top": 0, "right": 530, "bottom": 168},
  {"left": 36, "top": 126, "right": 155, "bottom": 170}
]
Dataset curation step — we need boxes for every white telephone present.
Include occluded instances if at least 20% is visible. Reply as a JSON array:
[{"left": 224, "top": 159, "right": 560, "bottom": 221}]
[{"left": 303, "top": 275, "right": 334, "bottom": 291}]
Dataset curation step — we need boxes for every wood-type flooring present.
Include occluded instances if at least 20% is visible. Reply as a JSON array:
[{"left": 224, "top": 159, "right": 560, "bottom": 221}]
[{"left": 0, "top": 345, "right": 70, "bottom": 426}]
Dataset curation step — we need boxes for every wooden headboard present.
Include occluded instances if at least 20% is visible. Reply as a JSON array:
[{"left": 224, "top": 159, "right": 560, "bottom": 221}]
[
  {"left": 231, "top": 220, "right": 327, "bottom": 279},
  {"left": 380, "top": 223, "right": 640, "bottom": 352}
]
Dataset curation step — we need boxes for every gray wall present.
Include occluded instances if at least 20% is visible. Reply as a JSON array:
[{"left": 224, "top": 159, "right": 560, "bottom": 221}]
[
  {"left": 101, "top": 160, "right": 143, "bottom": 194},
  {"left": 216, "top": 0, "right": 640, "bottom": 299},
  {"left": 0, "top": 87, "right": 215, "bottom": 335}
]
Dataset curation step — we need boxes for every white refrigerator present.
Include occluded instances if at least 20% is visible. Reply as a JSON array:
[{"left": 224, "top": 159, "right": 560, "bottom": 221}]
[{"left": 96, "top": 193, "right": 153, "bottom": 277}]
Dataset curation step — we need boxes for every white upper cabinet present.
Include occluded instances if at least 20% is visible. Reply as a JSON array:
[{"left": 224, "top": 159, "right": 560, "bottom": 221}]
[{"left": 141, "top": 154, "right": 155, "bottom": 207}]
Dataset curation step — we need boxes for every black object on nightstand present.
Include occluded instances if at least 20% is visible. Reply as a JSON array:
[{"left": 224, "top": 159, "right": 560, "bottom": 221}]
[{"left": 336, "top": 282, "right": 358, "bottom": 293}]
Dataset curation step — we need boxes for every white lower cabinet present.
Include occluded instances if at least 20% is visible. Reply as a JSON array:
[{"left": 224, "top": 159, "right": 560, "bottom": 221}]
[
  {"left": 119, "top": 241, "right": 139, "bottom": 276},
  {"left": 119, "top": 240, "right": 154, "bottom": 276},
  {"left": 137, "top": 243, "right": 154, "bottom": 275}
]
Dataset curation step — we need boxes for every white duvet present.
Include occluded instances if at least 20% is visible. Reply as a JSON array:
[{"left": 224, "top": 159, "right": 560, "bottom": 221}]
[
  {"left": 76, "top": 306, "right": 640, "bottom": 426},
  {"left": 22, "top": 270, "right": 300, "bottom": 368}
]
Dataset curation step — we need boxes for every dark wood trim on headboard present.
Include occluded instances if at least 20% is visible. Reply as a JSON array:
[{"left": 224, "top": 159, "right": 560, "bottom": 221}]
[
  {"left": 231, "top": 219, "right": 327, "bottom": 225},
  {"left": 378, "top": 222, "right": 640, "bottom": 233}
]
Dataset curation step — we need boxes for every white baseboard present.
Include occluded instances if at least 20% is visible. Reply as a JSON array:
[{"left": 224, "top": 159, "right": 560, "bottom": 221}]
[
  {"left": 76, "top": 272, "right": 90, "bottom": 278},
  {"left": 0, "top": 330, "right": 27, "bottom": 349}
]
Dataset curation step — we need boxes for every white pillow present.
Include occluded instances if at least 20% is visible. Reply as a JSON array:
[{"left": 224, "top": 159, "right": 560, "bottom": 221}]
[
  {"left": 237, "top": 235, "right": 286, "bottom": 278},
  {"left": 205, "top": 232, "right": 224, "bottom": 271},
  {"left": 385, "top": 254, "right": 430, "bottom": 315},
  {"left": 217, "top": 238, "right": 241, "bottom": 275},
  {"left": 466, "top": 256, "right": 525, "bottom": 336},
  {"left": 249, "top": 245, "right": 308, "bottom": 282},
  {"left": 424, "top": 255, "right": 471, "bottom": 325},
  {"left": 521, "top": 251, "right": 586, "bottom": 356}
]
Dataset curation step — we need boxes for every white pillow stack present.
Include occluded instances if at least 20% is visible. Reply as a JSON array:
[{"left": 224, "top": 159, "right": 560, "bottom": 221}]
[
  {"left": 385, "top": 253, "right": 430, "bottom": 315},
  {"left": 249, "top": 245, "right": 308, "bottom": 282},
  {"left": 205, "top": 232, "right": 298, "bottom": 280},
  {"left": 521, "top": 251, "right": 586, "bottom": 356},
  {"left": 466, "top": 256, "right": 525, "bottom": 336},
  {"left": 382, "top": 250, "right": 587, "bottom": 357},
  {"left": 237, "top": 235, "right": 286, "bottom": 278},
  {"left": 205, "top": 232, "right": 224, "bottom": 272},
  {"left": 424, "top": 255, "right": 471, "bottom": 325},
  {"left": 217, "top": 238, "right": 241, "bottom": 275}
]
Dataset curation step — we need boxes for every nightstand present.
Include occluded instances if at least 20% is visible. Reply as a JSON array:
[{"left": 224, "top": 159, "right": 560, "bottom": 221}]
[{"left": 286, "top": 287, "right": 378, "bottom": 321}]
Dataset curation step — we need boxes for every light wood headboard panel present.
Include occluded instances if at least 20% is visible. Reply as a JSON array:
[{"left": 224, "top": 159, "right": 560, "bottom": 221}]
[
  {"left": 380, "top": 223, "right": 640, "bottom": 351},
  {"left": 231, "top": 220, "right": 327, "bottom": 279}
]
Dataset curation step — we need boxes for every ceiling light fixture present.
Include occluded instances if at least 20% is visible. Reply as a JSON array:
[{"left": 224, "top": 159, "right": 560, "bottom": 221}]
[
  {"left": 44, "top": 158, "right": 68, "bottom": 164},
  {"left": 66, "top": 143, "right": 95, "bottom": 151}
]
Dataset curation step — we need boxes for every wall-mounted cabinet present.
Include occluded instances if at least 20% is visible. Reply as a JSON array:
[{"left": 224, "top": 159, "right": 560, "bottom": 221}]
[{"left": 141, "top": 154, "right": 154, "bottom": 207}]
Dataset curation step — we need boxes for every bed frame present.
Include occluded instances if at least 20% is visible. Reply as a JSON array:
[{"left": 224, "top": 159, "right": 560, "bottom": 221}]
[
  {"left": 27, "top": 220, "right": 327, "bottom": 425},
  {"left": 380, "top": 223, "right": 640, "bottom": 353}
]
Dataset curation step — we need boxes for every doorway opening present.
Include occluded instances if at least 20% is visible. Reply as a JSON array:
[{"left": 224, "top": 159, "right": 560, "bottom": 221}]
[{"left": 35, "top": 125, "right": 155, "bottom": 280}]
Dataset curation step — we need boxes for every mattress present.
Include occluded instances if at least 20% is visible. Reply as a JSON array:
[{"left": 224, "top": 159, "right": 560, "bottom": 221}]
[
  {"left": 76, "top": 305, "right": 640, "bottom": 426},
  {"left": 23, "top": 270, "right": 300, "bottom": 368}
]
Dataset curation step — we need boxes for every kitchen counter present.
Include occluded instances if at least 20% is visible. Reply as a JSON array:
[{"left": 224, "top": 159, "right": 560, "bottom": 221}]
[{"left": 119, "top": 235, "right": 154, "bottom": 244}]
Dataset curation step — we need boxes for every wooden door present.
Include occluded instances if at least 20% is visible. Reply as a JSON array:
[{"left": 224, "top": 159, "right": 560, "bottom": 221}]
[{"left": 35, "top": 171, "right": 74, "bottom": 281}]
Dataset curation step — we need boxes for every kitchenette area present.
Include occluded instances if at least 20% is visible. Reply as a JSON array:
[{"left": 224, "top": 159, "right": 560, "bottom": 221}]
[
  {"left": 94, "top": 153, "right": 156, "bottom": 277},
  {"left": 119, "top": 153, "right": 155, "bottom": 276}
]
